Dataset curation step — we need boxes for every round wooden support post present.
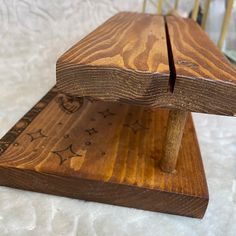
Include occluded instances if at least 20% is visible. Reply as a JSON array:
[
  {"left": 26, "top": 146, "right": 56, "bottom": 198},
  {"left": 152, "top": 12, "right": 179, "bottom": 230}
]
[{"left": 160, "top": 110, "right": 188, "bottom": 173}]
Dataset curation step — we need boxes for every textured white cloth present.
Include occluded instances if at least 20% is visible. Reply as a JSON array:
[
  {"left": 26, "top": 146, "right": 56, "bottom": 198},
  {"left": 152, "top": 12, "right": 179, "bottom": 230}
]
[{"left": 0, "top": 1, "right": 236, "bottom": 235}]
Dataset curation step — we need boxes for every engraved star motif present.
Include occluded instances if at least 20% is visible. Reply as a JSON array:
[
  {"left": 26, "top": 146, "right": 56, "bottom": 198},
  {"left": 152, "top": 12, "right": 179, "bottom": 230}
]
[
  {"left": 26, "top": 129, "right": 47, "bottom": 142},
  {"left": 124, "top": 120, "right": 148, "bottom": 134},
  {"left": 52, "top": 144, "right": 82, "bottom": 165},
  {"left": 85, "top": 128, "right": 98, "bottom": 135},
  {"left": 98, "top": 109, "right": 115, "bottom": 118}
]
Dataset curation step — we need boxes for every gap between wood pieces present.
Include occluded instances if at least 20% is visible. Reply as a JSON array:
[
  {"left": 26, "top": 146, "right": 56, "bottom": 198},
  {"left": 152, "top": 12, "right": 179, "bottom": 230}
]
[
  {"left": 164, "top": 16, "right": 176, "bottom": 93},
  {"left": 160, "top": 17, "right": 189, "bottom": 174}
]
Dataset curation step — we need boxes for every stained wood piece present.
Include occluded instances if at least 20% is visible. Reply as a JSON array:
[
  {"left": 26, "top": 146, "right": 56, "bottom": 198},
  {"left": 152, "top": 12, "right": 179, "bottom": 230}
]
[
  {"left": 0, "top": 88, "right": 208, "bottom": 218},
  {"left": 57, "top": 12, "right": 236, "bottom": 116},
  {"left": 166, "top": 16, "right": 236, "bottom": 115},
  {"left": 57, "top": 12, "right": 171, "bottom": 106},
  {"left": 160, "top": 110, "right": 187, "bottom": 173}
]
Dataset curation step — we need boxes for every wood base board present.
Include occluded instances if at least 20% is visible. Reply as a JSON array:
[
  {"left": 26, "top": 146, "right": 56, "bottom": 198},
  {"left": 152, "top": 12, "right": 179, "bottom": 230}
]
[{"left": 0, "top": 88, "right": 208, "bottom": 218}]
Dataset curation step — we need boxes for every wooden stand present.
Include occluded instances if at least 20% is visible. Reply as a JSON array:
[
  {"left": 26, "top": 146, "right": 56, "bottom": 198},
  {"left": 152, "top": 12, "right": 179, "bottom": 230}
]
[
  {"left": 0, "top": 88, "right": 208, "bottom": 218},
  {"left": 2, "top": 12, "right": 236, "bottom": 219}
]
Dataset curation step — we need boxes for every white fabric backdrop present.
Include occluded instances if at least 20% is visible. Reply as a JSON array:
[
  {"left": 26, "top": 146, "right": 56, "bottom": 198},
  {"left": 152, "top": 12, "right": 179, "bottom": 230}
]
[{"left": 0, "top": 1, "right": 236, "bottom": 235}]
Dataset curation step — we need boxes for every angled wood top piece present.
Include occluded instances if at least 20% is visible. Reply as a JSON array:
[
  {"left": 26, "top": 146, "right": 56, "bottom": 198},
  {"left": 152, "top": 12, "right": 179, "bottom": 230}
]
[
  {"left": 57, "top": 12, "right": 170, "bottom": 106},
  {"left": 56, "top": 12, "right": 236, "bottom": 116},
  {"left": 58, "top": 12, "right": 169, "bottom": 74},
  {"left": 166, "top": 16, "right": 236, "bottom": 115},
  {"left": 166, "top": 16, "right": 236, "bottom": 83}
]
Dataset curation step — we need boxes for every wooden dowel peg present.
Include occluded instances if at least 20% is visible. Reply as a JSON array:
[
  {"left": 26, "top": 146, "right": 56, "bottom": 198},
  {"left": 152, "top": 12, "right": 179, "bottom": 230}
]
[{"left": 160, "top": 110, "right": 188, "bottom": 173}]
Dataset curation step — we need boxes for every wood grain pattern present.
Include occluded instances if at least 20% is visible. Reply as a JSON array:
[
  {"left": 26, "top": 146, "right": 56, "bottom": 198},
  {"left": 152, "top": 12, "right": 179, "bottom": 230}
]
[
  {"left": 166, "top": 16, "right": 236, "bottom": 115},
  {"left": 56, "top": 12, "right": 236, "bottom": 116},
  {"left": 57, "top": 12, "right": 171, "bottom": 106},
  {"left": 0, "top": 88, "right": 208, "bottom": 218}
]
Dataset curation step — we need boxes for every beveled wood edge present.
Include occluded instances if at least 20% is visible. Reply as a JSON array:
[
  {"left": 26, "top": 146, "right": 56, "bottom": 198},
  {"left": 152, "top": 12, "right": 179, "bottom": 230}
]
[
  {"left": 0, "top": 166, "right": 209, "bottom": 218},
  {"left": 173, "top": 75, "right": 236, "bottom": 116},
  {"left": 56, "top": 61, "right": 170, "bottom": 78},
  {"left": 188, "top": 114, "right": 209, "bottom": 200},
  {"left": 56, "top": 62, "right": 171, "bottom": 102},
  {"left": 57, "top": 62, "right": 236, "bottom": 115},
  {"left": 0, "top": 87, "right": 57, "bottom": 156}
]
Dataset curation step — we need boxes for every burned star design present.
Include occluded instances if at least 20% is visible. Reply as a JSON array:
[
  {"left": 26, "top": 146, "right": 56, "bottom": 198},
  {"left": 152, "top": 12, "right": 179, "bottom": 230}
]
[
  {"left": 26, "top": 129, "right": 47, "bottom": 142},
  {"left": 52, "top": 144, "right": 82, "bottom": 165},
  {"left": 98, "top": 109, "right": 115, "bottom": 118},
  {"left": 124, "top": 120, "right": 148, "bottom": 134},
  {"left": 85, "top": 128, "right": 98, "bottom": 135}
]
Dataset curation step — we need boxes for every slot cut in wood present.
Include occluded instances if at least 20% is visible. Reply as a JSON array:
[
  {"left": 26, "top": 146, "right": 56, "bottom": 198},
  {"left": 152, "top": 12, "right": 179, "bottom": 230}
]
[
  {"left": 164, "top": 16, "right": 176, "bottom": 93},
  {"left": 160, "top": 16, "right": 187, "bottom": 173}
]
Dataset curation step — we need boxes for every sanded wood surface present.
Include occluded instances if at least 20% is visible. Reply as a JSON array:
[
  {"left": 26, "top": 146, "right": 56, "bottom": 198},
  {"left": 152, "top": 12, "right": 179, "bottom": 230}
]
[
  {"left": 56, "top": 12, "right": 236, "bottom": 116},
  {"left": 160, "top": 110, "right": 187, "bottom": 173},
  {"left": 0, "top": 88, "right": 208, "bottom": 218},
  {"left": 166, "top": 16, "right": 236, "bottom": 115},
  {"left": 57, "top": 12, "right": 171, "bottom": 106}
]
